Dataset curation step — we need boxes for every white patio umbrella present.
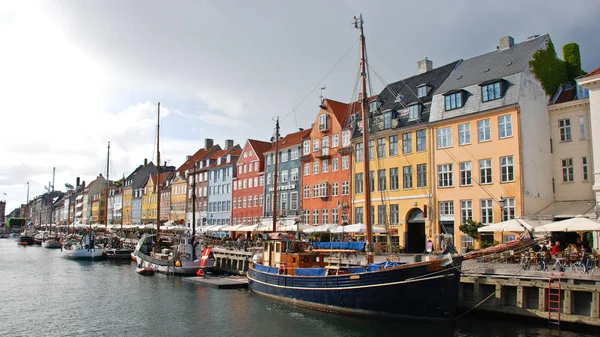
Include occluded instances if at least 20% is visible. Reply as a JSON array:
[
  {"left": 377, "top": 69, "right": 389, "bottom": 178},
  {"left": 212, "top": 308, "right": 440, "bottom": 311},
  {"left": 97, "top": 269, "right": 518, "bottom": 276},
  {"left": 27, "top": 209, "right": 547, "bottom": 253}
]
[
  {"left": 303, "top": 224, "right": 338, "bottom": 234},
  {"left": 330, "top": 223, "right": 387, "bottom": 234},
  {"left": 205, "top": 225, "right": 227, "bottom": 232},
  {"left": 533, "top": 216, "right": 600, "bottom": 233},
  {"left": 477, "top": 218, "right": 533, "bottom": 233},
  {"left": 220, "top": 224, "right": 243, "bottom": 231},
  {"left": 237, "top": 224, "right": 259, "bottom": 232}
]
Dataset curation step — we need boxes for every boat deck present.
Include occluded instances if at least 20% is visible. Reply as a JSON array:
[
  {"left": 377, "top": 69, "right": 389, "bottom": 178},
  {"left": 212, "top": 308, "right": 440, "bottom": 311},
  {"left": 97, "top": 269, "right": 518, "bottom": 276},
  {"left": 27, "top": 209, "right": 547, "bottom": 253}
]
[{"left": 182, "top": 276, "right": 248, "bottom": 289}]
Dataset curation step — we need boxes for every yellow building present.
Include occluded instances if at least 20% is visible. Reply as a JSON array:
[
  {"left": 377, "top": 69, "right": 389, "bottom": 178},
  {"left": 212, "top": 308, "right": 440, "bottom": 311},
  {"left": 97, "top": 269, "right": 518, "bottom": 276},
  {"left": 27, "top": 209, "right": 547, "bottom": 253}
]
[
  {"left": 170, "top": 172, "right": 187, "bottom": 224},
  {"left": 351, "top": 60, "right": 459, "bottom": 253},
  {"left": 122, "top": 185, "right": 133, "bottom": 225},
  {"left": 90, "top": 192, "right": 107, "bottom": 224},
  {"left": 142, "top": 175, "right": 157, "bottom": 223}
]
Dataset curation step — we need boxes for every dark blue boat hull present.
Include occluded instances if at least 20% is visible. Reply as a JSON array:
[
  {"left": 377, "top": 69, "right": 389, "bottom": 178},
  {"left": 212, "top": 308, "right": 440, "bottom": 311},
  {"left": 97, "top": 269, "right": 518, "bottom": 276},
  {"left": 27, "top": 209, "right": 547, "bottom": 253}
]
[{"left": 248, "top": 261, "right": 460, "bottom": 321}]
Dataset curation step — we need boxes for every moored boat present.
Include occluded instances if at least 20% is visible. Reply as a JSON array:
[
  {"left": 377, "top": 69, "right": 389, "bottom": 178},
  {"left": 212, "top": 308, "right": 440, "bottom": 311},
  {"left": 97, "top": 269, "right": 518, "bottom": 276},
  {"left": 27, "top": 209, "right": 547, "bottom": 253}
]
[
  {"left": 134, "top": 234, "right": 201, "bottom": 275},
  {"left": 62, "top": 234, "right": 104, "bottom": 260},
  {"left": 42, "top": 239, "right": 62, "bottom": 249},
  {"left": 17, "top": 235, "right": 35, "bottom": 246},
  {"left": 104, "top": 248, "right": 133, "bottom": 260},
  {"left": 136, "top": 262, "right": 156, "bottom": 276}
]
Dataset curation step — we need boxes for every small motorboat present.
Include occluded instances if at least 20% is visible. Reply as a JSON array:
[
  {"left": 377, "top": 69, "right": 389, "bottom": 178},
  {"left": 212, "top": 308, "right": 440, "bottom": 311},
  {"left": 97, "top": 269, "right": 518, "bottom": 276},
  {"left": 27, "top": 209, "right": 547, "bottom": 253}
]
[
  {"left": 104, "top": 248, "right": 134, "bottom": 260},
  {"left": 62, "top": 234, "right": 104, "bottom": 260},
  {"left": 136, "top": 263, "right": 156, "bottom": 276},
  {"left": 42, "top": 239, "right": 62, "bottom": 249},
  {"left": 17, "top": 235, "right": 35, "bottom": 246}
]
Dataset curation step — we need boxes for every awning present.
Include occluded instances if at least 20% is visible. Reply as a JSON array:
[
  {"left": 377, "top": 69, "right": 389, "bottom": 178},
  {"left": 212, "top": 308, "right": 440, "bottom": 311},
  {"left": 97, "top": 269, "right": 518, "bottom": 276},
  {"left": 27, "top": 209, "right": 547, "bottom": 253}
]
[
  {"left": 330, "top": 223, "right": 387, "bottom": 234},
  {"left": 237, "top": 224, "right": 259, "bottom": 232},
  {"left": 75, "top": 211, "right": 83, "bottom": 216},
  {"left": 533, "top": 216, "right": 600, "bottom": 233},
  {"left": 220, "top": 224, "right": 243, "bottom": 231},
  {"left": 76, "top": 195, "right": 83, "bottom": 201},
  {"left": 303, "top": 224, "right": 338, "bottom": 234},
  {"left": 76, "top": 202, "right": 83, "bottom": 208},
  {"left": 477, "top": 218, "right": 534, "bottom": 233},
  {"left": 535, "top": 200, "right": 595, "bottom": 219}
]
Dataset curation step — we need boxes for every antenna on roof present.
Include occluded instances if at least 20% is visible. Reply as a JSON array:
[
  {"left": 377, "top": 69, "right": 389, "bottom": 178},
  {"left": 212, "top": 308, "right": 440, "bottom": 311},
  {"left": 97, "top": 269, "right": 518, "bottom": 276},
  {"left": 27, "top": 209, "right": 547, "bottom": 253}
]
[{"left": 319, "top": 86, "right": 326, "bottom": 103}]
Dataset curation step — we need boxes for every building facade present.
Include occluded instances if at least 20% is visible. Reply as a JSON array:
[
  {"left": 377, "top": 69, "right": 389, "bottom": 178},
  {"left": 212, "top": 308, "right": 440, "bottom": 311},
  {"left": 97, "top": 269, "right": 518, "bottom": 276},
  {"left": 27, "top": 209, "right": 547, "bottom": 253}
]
[
  {"left": 107, "top": 187, "right": 123, "bottom": 225},
  {"left": 302, "top": 99, "right": 353, "bottom": 229},
  {"left": 232, "top": 139, "right": 271, "bottom": 226},
  {"left": 130, "top": 160, "right": 157, "bottom": 225},
  {"left": 169, "top": 172, "right": 188, "bottom": 224},
  {"left": 263, "top": 129, "right": 311, "bottom": 227},
  {"left": 207, "top": 144, "right": 241, "bottom": 227}
]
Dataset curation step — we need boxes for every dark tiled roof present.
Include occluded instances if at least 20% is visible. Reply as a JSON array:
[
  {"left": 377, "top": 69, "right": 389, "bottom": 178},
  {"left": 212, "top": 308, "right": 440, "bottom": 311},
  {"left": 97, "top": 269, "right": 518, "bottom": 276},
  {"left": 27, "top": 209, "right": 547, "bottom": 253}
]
[
  {"left": 266, "top": 129, "right": 311, "bottom": 152},
  {"left": 131, "top": 163, "right": 157, "bottom": 190},
  {"left": 177, "top": 145, "right": 222, "bottom": 172}
]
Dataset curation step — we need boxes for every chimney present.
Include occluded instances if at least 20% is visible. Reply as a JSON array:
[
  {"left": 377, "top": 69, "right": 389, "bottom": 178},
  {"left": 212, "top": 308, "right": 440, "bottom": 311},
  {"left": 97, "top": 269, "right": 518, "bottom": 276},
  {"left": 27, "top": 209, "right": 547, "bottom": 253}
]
[
  {"left": 164, "top": 161, "right": 167, "bottom": 167},
  {"left": 186, "top": 155, "right": 192, "bottom": 161},
  {"left": 299, "top": 128, "right": 304, "bottom": 131},
  {"left": 499, "top": 36, "right": 514, "bottom": 50},
  {"left": 204, "top": 138, "right": 214, "bottom": 149},
  {"left": 417, "top": 57, "right": 433, "bottom": 74},
  {"left": 76, "top": 177, "right": 80, "bottom": 187},
  {"left": 225, "top": 139, "right": 234, "bottom": 149},
  {"left": 144, "top": 158, "right": 148, "bottom": 166}
]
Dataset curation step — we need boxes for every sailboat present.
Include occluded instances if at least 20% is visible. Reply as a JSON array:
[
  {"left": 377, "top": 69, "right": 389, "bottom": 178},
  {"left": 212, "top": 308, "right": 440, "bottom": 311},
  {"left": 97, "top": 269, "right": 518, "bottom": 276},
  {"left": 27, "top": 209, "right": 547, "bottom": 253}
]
[
  {"left": 133, "top": 102, "right": 202, "bottom": 275},
  {"left": 247, "top": 15, "right": 462, "bottom": 321},
  {"left": 18, "top": 182, "right": 35, "bottom": 246},
  {"left": 62, "top": 144, "right": 109, "bottom": 260},
  {"left": 43, "top": 167, "right": 62, "bottom": 249}
]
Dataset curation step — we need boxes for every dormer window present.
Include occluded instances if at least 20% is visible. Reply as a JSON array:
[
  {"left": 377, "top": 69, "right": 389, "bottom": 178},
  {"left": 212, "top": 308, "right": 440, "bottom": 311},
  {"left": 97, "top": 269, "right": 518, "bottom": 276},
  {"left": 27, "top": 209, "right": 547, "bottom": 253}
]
[
  {"left": 318, "top": 114, "right": 329, "bottom": 131},
  {"left": 408, "top": 104, "right": 421, "bottom": 120},
  {"left": 369, "top": 100, "right": 378, "bottom": 113},
  {"left": 217, "top": 158, "right": 222, "bottom": 165},
  {"left": 444, "top": 90, "right": 463, "bottom": 111},
  {"left": 383, "top": 111, "right": 392, "bottom": 129},
  {"left": 417, "top": 85, "right": 428, "bottom": 98},
  {"left": 226, "top": 154, "right": 231, "bottom": 163},
  {"left": 480, "top": 80, "right": 504, "bottom": 102},
  {"left": 394, "top": 94, "right": 404, "bottom": 103},
  {"left": 576, "top": 83, "right": 589, "bottom": 99}
]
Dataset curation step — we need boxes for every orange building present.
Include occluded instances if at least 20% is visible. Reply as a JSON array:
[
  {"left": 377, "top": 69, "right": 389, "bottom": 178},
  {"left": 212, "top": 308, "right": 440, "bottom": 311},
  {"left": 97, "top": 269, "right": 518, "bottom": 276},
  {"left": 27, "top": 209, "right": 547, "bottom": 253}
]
[{"left": 301, "top": 99, "right": 354, "bottom": 226}]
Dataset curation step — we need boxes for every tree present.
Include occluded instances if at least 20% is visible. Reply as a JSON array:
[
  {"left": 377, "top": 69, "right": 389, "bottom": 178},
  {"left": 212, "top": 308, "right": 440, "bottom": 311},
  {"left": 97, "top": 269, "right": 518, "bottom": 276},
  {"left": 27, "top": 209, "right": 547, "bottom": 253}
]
[
  {"left": 459, "top": 219, "right": 484, "bottom": 240},
  {"left": 113, "top": 178, "right": 125, "bottom": 188}
]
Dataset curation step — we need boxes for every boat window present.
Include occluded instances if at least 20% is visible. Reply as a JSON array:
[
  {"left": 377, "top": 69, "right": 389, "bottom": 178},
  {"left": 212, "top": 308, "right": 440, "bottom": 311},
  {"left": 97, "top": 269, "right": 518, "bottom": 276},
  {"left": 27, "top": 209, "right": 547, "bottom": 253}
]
[
  {"left": 292, "top": 257, "right": 297, "bottom": 263},
  {"left": 315, "top": 256, "right": 320, "bottom": 262}
]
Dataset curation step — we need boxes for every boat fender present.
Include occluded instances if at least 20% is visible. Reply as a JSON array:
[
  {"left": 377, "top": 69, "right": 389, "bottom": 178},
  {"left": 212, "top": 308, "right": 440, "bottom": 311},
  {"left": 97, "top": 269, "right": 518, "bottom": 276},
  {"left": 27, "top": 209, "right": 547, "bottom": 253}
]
[
  {"left": 279, "top": 264, "right": 287, "bottom": 275},
  {"left": 175, "top": 260, "right": 182, "bottom": 267}
]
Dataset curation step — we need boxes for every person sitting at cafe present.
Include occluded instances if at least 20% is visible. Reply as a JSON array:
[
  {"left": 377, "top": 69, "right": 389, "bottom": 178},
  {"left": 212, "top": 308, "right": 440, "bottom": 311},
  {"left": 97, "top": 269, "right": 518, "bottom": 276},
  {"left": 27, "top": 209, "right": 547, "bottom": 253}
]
[
  {"left": 576, "top": 237, "right": 590, "bottom": 253},
  {"left": 551, "top": 241, "right": 563, "bottom": 257}
]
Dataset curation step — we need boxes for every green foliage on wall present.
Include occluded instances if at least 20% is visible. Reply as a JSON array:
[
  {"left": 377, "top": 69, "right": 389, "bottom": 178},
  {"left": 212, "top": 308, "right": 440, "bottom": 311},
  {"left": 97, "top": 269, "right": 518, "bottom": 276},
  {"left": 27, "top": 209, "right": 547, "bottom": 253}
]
[
  {"left": 459, "top": 219, "right": 484, "bottom": 240},
  {"left": 529, "top": 39, "right": 586, "bottom": 96},
  {"left": 563, "top": 43, "right": 586, "bottom": 79}
]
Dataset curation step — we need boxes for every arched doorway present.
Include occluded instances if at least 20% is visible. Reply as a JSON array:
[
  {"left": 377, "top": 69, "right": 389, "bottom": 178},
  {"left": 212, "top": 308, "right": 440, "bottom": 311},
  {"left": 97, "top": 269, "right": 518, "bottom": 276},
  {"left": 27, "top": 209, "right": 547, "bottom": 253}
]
[{"left": 405, "top": 208, "right": 425, "bottom": 253}]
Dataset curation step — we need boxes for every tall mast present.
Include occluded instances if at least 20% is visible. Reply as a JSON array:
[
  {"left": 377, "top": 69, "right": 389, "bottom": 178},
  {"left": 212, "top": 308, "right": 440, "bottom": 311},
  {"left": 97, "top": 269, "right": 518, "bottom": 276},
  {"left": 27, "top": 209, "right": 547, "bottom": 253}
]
[
  {"left": 156, "top": 102, "right": 161, "bottom": 239},
  {"left": 192, "top": 160, "right": 197, "bottom": 237},
  {"left": 105, "top": 141, "right": 110, "bottom": 229},
  {"left": 26, "top": 182, "right": 29, "bottom": 235},
  {"left": 355, "top": 14, "right": 373, "bottom": 263},
  {"left": 272, "top": 117, "right": 280, "bottom": 232},
  {"left": 50, "top": 167, "right": 55, "bottom": 236}
]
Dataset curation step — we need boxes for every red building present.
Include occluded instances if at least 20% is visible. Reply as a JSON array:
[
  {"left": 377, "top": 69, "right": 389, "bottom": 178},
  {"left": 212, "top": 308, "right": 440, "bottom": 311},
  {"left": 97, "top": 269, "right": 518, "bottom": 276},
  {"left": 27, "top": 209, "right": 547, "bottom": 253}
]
[
  {"left": 232, "top": 139, "right": 271, "bottom": 226},
  {"left": 301, "top": 99, "right": 355, "bottom": 226}
]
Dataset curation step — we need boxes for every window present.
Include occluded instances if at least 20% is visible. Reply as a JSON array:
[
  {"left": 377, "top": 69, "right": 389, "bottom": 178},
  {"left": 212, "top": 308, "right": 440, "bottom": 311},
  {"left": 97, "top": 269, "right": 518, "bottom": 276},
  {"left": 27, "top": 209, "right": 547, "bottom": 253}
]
[
  {"left": 460, "top": 200, "right": 473, "bottom": 223},
  {"left": 291, "top": 168, "right": 299, "bottom": 181},
  {"left": 583, "top": 157, "right": 588, "bottom": 181},
  {"left": 502, "top": 198, "right": 515, "bottom": 221},
  {"left": 341, "top": 181, "right": 349, "bottom": 195},
  {"left": 479, "top": 159, "right": 492, "bottom": 184},
  {"left": 281, "top": 151, "right": 288, "bottom": 162},
  {"left": 318, "top": 114, "right": 328, "bottom": 131},
  {"left": 303, "top": 140, "right": 310, "bottom": 155},
  {"left": 390, "top": 204, "right": 399, "bottom": 225},
  {"left": 500, "top": 156, "right": 514, "bottom": 182},
  {"left": 390, "top": 168, "right": 399, "bottom": 190},
  {"left": 438, "top": 164, "right": 453, "bottom": 187},
  {"left": 402, "top": 132, "right": 412, "bottom": 154},
  {"left": 303, "top": 163, "right": 310, "bottom": 176},
  {"left": 403, "top": 166, "right": 412, "bottom": 189},
  {"left": 383, "top": 111, "right": 392, "bottom": 129},
  {"left": 369, "top": 171, "right": 375, "bottom": 192},
  {"left": 498, "top": 115, "right": 513, "bottom": 138},
  {"left": 445, "top": 92, "right": 462, "bottom": 110},
  {"left": 389, "top": 135, "right": 398, "bottom": 156},
  {"left": 322, "top": 136, "right": 329, "bottom": 152},
  {"left": 480, "top": 199, "right": 494, "bottom": 224},
  {"left": 291, "top": 148, "right": 299, "bottom": 160},
  {"left": 342, "top": 156, "right": 349, "bottom": 170},
  {"left": 355, "top": 143, "right": 363, "bottom": 162},
  {"left": 369, "top": 100, "right": 378, "bottom": 113},
  {"left": 332, "top": 208, "right": 339, "bottom": 224},
  {"left": 439, "top": 201, "right": 454, "bottom": 218},
  {"left": 303, "top": 210, "right": 310, "bottom": 225},
  {"left": 342, "top": 130, "right": 351, "bottom": 147},
  {"left": 559, "top": 119, "right": 571, "bottom": 142},
  {"left": 368, "top": 140, "right": 374, "bottom": 160},
  {"left": 322, "top": 209, "right": 328, "bottom": 224},
  {"left": 303, "top": 186, "right": 310, "bottom": 199},
  {"left": 332, "top": 158, "right": 339, "bottom": 171},
  {"left": 477, "top": 119, "right": 491, "bottom": 142},
  {"left": 408, "top": 105, "right": 420, "bottom": 120},
  {"left": 458, "top": 123, "right": 470, "bottom": 145},
  {"left": 481, "top": 82, "right": 501, "bottom": 102},
  {"left": 377, "top": 205, "right": 387, "bottom": 226},
  {"left": 313, "top": 161, "right": 319, "bottom": 174},
  {"left": 332, "top": 134, "right": 339, "bottom": 147},
  {"left": 417, "top": 85, "right": 427, "bottom": 98},
  {"left": 579, "top": 116, "right": 586, "bottom": 140},
  {"left": 562, "top": 158, "right": 574, "bottom": 182},
  {"left": 355, "top": 173, "right": 364, "bottom": 194},
  {"left": 416, "top": 164, "right": 427, "bottom": 188},
  {"left": 312, "top": 185, "right": 318, "bottom": 198},
  {"left": 281, "top": 170, "right": 289, "bottom": 183},
  {"left": 355, "top": 207, "right": 364, "bottom": 224},
  {"left": 377, "top": 138, "right": 386, "bottom": 158},
  {"left": 416, "top": 130, "right": 426, "bottom": 152},
  {"left": 378, "top": 169, "right": 387, "bottom": 191},
  {"left": 290, "top": 192, "right": 298, "bottom": 210},
  {"left": 313, "top": 209, "right": 319, "bottom": 225},
  {"left": 322, "top": 159, "right": 329, "bottom": 173},
  {"left": 332, "top": 182, "right": 339, "bottom": 196},
  {"left": 437, "top": 127, "right": 452, "bottom": 149},
  {"left": 461, "top": 235, "right": 474, "bottom": 254},
  {"left": 460, "top": 162, "right": 472, "bottom": 186}
]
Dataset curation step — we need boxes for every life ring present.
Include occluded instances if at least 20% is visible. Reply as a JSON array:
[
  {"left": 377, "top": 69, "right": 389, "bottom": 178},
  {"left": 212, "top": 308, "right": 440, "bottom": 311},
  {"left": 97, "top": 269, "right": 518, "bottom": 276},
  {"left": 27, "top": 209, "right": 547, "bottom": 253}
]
[{"left": 279, "top": 264, "right": 287, "bottom": 275}]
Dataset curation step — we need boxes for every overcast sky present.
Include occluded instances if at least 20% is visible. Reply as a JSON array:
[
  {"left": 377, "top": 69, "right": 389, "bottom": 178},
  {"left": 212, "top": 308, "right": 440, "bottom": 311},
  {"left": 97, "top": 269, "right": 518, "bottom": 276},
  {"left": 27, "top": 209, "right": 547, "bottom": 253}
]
[{"left": 1, "top": 0, "right": 599, "bottom": 213}]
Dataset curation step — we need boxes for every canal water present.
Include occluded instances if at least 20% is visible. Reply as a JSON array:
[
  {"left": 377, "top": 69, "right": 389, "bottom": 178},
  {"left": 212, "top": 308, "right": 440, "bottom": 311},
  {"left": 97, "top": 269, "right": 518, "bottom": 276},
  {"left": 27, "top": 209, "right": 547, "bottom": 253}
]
[{"left": 0, "top": 239, "right": 597, "bottom": 337}]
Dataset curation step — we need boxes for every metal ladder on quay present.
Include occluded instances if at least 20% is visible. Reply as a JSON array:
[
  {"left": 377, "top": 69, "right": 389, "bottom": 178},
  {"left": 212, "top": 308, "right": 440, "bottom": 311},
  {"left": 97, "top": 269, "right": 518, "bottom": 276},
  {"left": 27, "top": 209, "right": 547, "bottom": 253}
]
[{"left": 547, "top": 277, "right": 561, "bottom": 326}]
